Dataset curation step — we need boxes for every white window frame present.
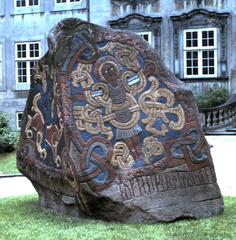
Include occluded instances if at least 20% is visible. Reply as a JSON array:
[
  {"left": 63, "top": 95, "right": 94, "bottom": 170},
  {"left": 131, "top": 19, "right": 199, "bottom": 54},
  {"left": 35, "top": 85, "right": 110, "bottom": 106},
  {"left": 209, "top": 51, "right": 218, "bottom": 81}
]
[
  {"left": 55, "top": 0, "right": 81, "bottom": 4},
  {"left": 15, "top": 0, "right": 40, "bottom": 8},
  {"left": 183, "top": 28, "right": 217, "bottom": 78},
  {"left": 15, "top": 41, "right": 41, "bottom": 86},
  {"left": 136, "top": 31, "right": 153, "bottom": 47},
  {"left": 16, "top": 112, "right": 24, "bottom": 130}
]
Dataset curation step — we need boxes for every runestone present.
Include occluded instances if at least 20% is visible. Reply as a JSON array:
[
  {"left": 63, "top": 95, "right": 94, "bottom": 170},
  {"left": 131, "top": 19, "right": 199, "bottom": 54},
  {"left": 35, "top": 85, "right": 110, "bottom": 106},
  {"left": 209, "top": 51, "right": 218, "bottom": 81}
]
[{"left": 17, "top": 18, "right": 224, "bottom": 223}]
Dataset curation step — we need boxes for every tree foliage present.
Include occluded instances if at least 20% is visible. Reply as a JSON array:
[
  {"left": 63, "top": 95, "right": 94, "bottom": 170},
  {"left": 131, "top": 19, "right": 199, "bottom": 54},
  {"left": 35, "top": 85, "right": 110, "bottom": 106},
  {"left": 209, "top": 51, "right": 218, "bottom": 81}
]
[
  {"left": 196, "top": 88, "right": 229, "bottom": 109},
  {"left": 0, "top": 113, "right": 19, "bottom": 153}
]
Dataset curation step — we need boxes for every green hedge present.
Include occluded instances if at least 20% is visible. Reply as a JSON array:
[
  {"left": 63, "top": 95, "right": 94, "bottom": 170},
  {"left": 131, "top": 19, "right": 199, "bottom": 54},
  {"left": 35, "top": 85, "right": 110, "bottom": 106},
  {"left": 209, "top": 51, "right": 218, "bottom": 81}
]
[
  {"left": 0, "top": 113, "right": 19, "bottom": 153},
  {"left": 196, "top": 88, "right": 229, "bottom": 109}
]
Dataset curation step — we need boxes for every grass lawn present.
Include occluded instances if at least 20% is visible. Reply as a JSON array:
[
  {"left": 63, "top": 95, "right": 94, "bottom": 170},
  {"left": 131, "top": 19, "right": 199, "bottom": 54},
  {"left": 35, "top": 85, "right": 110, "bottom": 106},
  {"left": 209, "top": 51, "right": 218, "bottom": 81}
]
[
  {"left": 0, "top": 151, "right": 19, "bottom": 175},
  {"left": 0, "top": 195, "right": 235, "bottom": 240}
]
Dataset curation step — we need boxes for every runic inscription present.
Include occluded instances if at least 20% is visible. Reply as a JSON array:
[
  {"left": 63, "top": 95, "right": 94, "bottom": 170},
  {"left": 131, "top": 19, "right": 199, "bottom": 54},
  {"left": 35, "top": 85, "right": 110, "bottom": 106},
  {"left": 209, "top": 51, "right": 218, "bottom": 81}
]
[{"left": 118, "top": 166, "right": 217, "bottom": 201}]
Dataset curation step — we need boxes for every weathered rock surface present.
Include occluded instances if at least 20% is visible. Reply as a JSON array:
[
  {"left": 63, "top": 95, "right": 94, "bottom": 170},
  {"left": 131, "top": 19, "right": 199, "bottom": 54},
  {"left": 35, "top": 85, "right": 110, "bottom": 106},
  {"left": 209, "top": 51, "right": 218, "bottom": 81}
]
[{"left": 17, "top": 18, "right": 224, "bottom": 223}]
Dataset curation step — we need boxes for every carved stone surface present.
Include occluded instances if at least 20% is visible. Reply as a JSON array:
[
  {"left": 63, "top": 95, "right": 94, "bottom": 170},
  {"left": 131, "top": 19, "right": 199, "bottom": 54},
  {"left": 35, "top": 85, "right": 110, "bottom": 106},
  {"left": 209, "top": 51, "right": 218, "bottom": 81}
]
[{"left": 17, "top": 18, "right": 224, "bottom": 223}]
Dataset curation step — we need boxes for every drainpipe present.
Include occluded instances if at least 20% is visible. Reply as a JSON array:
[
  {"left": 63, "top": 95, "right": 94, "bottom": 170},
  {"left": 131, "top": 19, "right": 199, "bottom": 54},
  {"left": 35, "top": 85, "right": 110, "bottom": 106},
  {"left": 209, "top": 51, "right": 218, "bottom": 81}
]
[{"left": 87, "top": 0, "right": 90, "bottom": 22}]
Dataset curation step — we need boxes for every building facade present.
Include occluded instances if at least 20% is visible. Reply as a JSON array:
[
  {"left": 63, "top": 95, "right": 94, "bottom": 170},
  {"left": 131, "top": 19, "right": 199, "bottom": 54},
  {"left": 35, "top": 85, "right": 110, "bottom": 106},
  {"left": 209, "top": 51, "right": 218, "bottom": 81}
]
[{"left": 0, "top": 0, "right": 235, "bottom": 129}]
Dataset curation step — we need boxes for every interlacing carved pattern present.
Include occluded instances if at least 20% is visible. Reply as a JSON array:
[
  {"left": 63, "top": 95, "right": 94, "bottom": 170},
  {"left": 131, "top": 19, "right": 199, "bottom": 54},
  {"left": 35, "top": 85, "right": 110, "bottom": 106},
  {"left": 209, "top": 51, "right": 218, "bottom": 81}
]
[
  {"left": 72, "top": 42, "right": 186, "bottom": 169},
  {"left": 105, "top": 94, "right": 140, "bottom": 130},
  {"left": 142, "top": 136, "right": 165, "bottom": 163},
  {"left": 72, "top": 60, "right": 141, "bottom": 140},
  {"left": 73, "top": 63, "right": 112, "bottom": 139},
  {"left": 74, "top": 105, "right": 113, "bottom": 140},
  {"left": 72, "top": 64, "right": 93, "bottom": 88},
  {"left": 170, "top": 128, "right": 208, "bottom": 164},
  {"left": 122, "top": 70, "right": 146, "bottom": 95},
  {"left": 17, "top": 19, "right": 213, "bottom": 200},
  {"left": 45, "top": 122, "right": 63, "bottom": 167},
  {"left": 24, "top": 63, "right": 63, "bottom": 167},
  {"left": 139, "top": 76, "right": 185, "bottom": 137},
  {"left": 111, "top": 142, "right": 134, "bottom": 168},
  {"left": 30, "top": 93, "right": 47, "bottom": 160},
  {"left": 99, "top": 42, "right": 140, "bottom": 72}
]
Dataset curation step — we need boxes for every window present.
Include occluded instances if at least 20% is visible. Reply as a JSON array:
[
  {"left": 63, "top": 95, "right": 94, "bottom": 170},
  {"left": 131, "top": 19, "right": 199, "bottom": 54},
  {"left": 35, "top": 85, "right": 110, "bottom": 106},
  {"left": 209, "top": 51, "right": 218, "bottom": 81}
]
[
  {"left": 15, "top": 42, "right": 41, "bottom": 84},
  {"left": 184, "top": 28, "right": 217, "bottom": 78},
  {"left": 109, "top": 15, "right": 161, "bottom": 54},
  {"left": 56, "top": 0, "right": 80, "bottom": 3},
  {"left": 15, "top": 0, "right": 39, "bottom": 7},
  {"left": 16, "top": 112, "right": 23, "bottom": 130},
  {"left": 53, "top": 0, "right": 83, "bottom": 11},
  {"left": 136, "top": 32, "right": 153, "bottom": 46}
]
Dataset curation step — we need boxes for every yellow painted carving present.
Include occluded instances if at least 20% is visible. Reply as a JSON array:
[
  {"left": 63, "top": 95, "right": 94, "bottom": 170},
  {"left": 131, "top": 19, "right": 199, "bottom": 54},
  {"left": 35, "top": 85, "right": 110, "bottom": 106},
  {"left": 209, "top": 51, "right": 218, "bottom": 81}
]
[
  {"left": 106, "top": 93, "right": 140, "bottom": 130},
  {"left": 71, "top": 45, "right": 185, "bottom": 141},
  {"left": 36, "top": 132, "right": 47, "bottom": 159},
  {"left": 98, "top": 42, "right": 140, "bottom": 71},
  {"left": 142, "top": 136, "right": 165, "bottom": 163},
  {"left": 71, "top": 64, "right": 93, "bottom": 88},
  {"left": 25, "top": 115, "right": 33, "bottom": 139},
  {"left": 31, "top": 93, "right": 47, "bottom": 159},
  {"left": 111, "top": 142, "right": 134, "bottom": 168},
  {"left": 25, "top": 84, "right": 64, "bottom": 163},
  {"left": 31, "top": 93, "right": 45, "bottom": 123},
  {"left": 139, "top": 76, "right": 185, "bottom": 136},
  {"left": 85, "top": 83, "right": 109, "bottom": 108},
  {"left": 114, "top": 43, "right": 140, "bottom": 71},
  {"left": 73, "top": 92, "right": 140, "bottom": 138},
  {"left": 122, "top": 70, "right": 147, "bottom": 95},
  {"left": 45, "top": 120, "right": 63, "bottom": 167},
  {"left": 55, "top": 155, "right": 61, "bottom": 168},
  {"left": 73, "top": 105, "right": 113, "bottom": 140},
  {"left": 34, "top": 63, "right": 48, "bottom": 93}
]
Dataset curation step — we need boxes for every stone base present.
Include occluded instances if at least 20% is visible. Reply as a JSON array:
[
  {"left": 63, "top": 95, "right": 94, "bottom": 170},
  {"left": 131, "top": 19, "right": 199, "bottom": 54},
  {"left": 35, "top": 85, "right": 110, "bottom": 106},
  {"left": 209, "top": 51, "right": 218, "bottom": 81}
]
[
  {"left": 32, "top": 181, "right": 224, "bottom": 223},
  {"left": 32, "top": 182, "right": 83, "bottom": 218}
]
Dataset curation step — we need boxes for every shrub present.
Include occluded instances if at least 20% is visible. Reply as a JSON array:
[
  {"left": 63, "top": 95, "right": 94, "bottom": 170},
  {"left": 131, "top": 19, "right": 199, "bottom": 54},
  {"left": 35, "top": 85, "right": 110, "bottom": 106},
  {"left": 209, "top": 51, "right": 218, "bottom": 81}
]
[
  {"left": 0, "top": 113, "right": 19, "bottom": 153},
  {"left": 196, "top": 88, "right": 229, "bottom": 109},
  {"left": 0, "top": 113, "right": 8, "bottom": 128}
]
